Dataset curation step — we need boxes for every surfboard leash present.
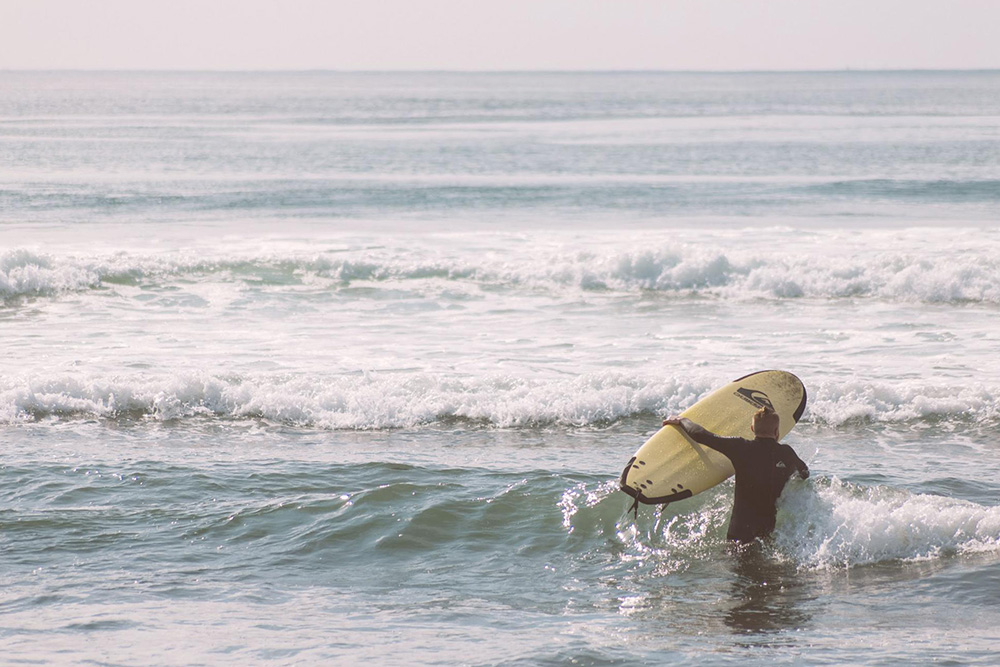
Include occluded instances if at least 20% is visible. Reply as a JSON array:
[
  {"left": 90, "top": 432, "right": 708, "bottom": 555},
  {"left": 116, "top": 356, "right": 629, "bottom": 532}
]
[{"left": 628, "top": 496, "right": 640, "bottom": 520}]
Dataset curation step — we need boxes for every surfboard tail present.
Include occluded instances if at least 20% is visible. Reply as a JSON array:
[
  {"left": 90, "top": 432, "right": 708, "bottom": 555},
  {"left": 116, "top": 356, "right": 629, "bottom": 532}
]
[{"left": 619, "top": 456, "right": 694, "bottom": 507}]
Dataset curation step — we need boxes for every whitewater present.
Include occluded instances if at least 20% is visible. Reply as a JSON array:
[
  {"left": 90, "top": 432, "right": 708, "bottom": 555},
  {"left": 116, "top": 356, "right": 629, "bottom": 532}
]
[{"left": 2, "top": 71, "right": 999, "bottom": 665}]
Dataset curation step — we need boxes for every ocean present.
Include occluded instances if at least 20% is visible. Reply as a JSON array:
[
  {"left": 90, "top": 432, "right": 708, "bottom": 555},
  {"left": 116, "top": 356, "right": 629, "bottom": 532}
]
[{"left": 1, "top": 70, "right": 999, "bottom": 665}]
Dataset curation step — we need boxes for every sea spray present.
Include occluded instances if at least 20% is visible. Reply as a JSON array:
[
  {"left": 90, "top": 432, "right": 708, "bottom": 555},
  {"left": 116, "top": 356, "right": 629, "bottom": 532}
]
[{"left": 775, "top": 477, "right": 1000, "bottom": 568}]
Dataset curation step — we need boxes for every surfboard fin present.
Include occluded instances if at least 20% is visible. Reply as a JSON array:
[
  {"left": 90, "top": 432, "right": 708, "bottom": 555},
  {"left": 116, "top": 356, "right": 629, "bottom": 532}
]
[
  {"left": 628, "top": 496, "right": 673, "bottom": 521},
  {"left": 629, "top": 496, "right": 640, "bottom": 520}
]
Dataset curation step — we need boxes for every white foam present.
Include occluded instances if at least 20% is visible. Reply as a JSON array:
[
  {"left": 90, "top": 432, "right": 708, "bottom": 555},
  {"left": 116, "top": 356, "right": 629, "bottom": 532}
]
[
  {"left": 807, "top": 378, "right": 1000, "bottom": 425},
  {"left": 2, "top": 370, "right": 997, "bottom": 429},
  {"left": 0, "top": 371, "right": 707, "bottom": 428},
  {"left": 0, "top": 249, "right": 101, "bottom": 296},
  {"left": 3, "top": 233, "right": 1000, "bottom": 303},
  {"left": 775, "top": 477, "right": 1000, "bottom": 568}
]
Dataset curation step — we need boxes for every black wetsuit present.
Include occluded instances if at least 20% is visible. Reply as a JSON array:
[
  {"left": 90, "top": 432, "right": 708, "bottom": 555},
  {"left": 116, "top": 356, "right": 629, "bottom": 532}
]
[{"left": 678, "top": 418, "right": 809, "bottom": 543}]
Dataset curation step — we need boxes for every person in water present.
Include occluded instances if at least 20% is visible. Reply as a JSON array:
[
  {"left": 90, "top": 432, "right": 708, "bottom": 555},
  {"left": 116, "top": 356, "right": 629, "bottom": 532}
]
[{"left": 662, "top": 407, "right": 809, "bottom": 543}]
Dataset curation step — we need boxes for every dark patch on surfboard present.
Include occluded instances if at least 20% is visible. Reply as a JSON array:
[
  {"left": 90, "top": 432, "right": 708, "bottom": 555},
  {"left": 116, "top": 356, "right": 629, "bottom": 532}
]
[
  {"left": 733, "top": 369, "right": 808, "bottom": 423},
  {"left": 734, "top": 387, "right": 775, "bottom": 410}
]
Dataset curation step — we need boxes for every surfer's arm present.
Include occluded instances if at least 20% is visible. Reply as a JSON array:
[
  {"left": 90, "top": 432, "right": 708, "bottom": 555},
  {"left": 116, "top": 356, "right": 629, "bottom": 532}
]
[
  {"left": 663, "top": 417, "right": 740, "bottom": 457},
  {"left": 790, "top": 450, "right": 810, "bottom": 479},
  {"left": 777, "top": 444, "right": 810, "bottom": 479}
]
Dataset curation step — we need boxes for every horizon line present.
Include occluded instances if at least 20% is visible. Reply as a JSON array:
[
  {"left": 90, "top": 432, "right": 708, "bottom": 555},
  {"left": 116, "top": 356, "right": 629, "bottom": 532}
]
[{"left": 2, "top": 67, "right": 1000, "bottom": 75}]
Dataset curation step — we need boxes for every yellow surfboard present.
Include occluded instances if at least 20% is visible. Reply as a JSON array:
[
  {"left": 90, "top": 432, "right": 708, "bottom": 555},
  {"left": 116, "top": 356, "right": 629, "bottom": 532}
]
[{"left": 620, "top": 370, "right": 807, "bottom": 507}]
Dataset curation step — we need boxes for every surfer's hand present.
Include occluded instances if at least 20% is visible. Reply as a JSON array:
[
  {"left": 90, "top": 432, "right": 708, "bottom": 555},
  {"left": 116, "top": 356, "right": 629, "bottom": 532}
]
[{"left": 662, "top": 417, "right": 683, "bottom": 427}]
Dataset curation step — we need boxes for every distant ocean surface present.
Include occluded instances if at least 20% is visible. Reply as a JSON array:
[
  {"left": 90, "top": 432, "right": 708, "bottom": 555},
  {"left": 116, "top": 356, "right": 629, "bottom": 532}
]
[{"left": 2, "top": 71, "right": 999, "bottom": 665}]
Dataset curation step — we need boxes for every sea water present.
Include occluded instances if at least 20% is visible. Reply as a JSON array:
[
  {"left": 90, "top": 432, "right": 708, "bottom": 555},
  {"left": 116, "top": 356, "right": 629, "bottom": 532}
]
[{"left": 1, "top": 71, "right": 999, "bottom": 665}]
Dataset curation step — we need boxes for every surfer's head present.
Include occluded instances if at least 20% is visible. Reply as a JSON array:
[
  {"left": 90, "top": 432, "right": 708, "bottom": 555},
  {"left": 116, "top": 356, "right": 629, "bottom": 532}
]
[{"left": 751, "top": 407, "right": 780, "bottom": 439}]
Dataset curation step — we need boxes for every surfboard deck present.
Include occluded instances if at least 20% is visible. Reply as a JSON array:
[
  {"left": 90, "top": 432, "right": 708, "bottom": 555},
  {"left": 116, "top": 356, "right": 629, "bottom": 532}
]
[{"left": 620, "top": 370, "right": 807, "bottom": 506}]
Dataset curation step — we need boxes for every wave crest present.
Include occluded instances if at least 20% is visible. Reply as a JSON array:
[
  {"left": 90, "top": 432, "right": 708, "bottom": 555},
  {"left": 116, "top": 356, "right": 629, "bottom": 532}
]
[
  {"left": 776, "top": 477, "right": 1000, "bottom": 568},
  {"left": 2, "top": 371, "right": 998, "bottom": 429},
  {"left": 0, "top": 371, "right": 701, "bottom": 429},
  {"left": 3, "top": 241, "right": 1000, "bottom": 304}
]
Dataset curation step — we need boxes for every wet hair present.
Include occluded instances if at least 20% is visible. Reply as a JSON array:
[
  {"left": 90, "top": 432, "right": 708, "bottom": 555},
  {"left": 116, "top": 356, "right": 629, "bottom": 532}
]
[{"left": 752, "top": 406, "right": 780, "bottom": 436}]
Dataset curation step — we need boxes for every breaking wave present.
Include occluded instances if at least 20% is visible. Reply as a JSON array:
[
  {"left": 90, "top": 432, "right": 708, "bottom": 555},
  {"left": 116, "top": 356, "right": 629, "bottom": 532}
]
[
  {"left": 3, "top": 240, "right": 1000, "bottom": 304},
  {"left": 563, "top": 476, "right": 1000, "bottom": 572},
  {"left": 2, "top": 371, "right": 997, "bottom": 429},
  {"left": 775, "top": 477, "right": 1000, "bottom": 568}
]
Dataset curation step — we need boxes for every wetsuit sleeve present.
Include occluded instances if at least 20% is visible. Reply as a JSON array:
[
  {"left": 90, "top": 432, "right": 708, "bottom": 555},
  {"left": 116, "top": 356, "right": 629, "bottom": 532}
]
[
  {"left": 675, "top": 418, "right": 743, "bottom": 459},
  {"left": 782, "top": 446, "right": 810, "bottom": 479}
]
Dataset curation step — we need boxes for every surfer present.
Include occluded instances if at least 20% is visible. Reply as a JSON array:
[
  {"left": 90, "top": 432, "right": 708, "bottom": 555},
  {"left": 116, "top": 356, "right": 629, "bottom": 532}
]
[{"left": 661, "top": 407, "right": 809, "bottom": 544}]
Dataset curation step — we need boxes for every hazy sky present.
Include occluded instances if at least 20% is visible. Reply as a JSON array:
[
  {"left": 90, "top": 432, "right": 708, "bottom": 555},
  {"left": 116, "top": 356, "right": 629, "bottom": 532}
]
[{"left": 2, "top": 0, "right": 999, "bottom": 71}]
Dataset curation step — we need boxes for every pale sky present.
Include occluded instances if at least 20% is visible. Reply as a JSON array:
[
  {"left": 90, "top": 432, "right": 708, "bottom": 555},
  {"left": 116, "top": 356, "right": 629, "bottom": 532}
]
[{"left": 2, "top": 0, "right": 999, "bottom": 71}]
